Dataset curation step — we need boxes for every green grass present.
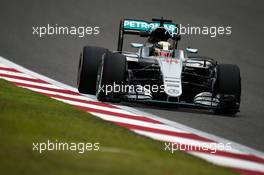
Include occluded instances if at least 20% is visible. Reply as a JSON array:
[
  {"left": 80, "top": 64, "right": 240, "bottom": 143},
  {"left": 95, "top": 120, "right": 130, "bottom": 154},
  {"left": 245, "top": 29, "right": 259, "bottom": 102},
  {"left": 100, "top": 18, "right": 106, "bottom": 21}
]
[{"left": 0, "top": 79, "right": 236, "bottom": 175}]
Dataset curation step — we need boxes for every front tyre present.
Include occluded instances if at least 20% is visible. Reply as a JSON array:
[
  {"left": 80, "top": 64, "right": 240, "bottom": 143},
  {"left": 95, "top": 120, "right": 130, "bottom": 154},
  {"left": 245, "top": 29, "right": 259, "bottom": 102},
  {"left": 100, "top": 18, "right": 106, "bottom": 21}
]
[
  {"left": 77, "top": 46, "right": 108, "bottom": 94},
  {"left": 96, "top": 52, "right": 127, "bottom": 102},
  {"left": 213, "top": 64, "right": 241, "bottom": 115}
]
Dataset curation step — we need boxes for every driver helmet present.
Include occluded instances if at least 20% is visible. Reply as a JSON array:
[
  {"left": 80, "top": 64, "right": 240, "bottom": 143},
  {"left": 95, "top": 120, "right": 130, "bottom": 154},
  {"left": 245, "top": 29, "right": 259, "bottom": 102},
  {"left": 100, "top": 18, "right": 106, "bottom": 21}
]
[{"left": 154, "top": 41, "right": 173, "bottom": 57}]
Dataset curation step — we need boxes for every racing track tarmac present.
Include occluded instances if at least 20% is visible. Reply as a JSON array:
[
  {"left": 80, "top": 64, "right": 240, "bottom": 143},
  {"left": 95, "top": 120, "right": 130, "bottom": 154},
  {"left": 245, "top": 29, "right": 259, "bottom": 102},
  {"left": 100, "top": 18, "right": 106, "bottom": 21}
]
[{"left": 0, "top": 0, "right": 264, "bottom": 151}]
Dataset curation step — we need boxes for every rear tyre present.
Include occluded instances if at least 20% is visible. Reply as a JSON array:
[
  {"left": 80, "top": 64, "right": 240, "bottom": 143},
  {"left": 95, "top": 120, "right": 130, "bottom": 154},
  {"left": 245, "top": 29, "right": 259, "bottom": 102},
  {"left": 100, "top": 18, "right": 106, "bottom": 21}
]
[
  {"left": 77, "top": 46, "right": 108, "bottom": 94},
  {"left": 213, "top": 64, "right": 241, "bottom": 115},
  {"left": 97, "top": 52, "right": 127, "bottom": 102}
]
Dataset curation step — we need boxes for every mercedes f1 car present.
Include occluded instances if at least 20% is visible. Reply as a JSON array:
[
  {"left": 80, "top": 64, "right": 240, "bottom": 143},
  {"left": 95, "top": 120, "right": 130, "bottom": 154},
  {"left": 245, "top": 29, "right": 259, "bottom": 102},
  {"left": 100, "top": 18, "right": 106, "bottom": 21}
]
[{"left": 77, "top": 18, "right": 241, "bottom": 115}]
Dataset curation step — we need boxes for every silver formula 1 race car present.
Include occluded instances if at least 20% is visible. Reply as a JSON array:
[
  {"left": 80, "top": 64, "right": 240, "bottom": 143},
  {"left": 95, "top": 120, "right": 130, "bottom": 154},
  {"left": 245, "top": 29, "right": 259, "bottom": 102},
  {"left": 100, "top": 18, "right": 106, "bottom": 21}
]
[{"left": 77, "top": 18, "right": 241, "bottom": 115}]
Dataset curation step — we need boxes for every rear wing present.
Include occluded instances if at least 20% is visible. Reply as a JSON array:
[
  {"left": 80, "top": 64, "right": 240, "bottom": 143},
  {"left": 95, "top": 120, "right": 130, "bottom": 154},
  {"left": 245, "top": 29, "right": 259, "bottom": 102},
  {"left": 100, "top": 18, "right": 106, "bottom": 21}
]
[{"left": 117, "top": 19, "right": 179, "bottom": 51}]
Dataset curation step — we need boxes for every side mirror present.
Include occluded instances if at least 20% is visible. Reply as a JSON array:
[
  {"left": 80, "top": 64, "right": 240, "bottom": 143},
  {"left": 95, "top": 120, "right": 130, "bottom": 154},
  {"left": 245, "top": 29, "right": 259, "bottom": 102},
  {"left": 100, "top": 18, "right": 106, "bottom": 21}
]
[
  {"left": 186, "top": 47, "right": 198, "bottom": 53},
  {"left": 131, "top": 43, "right": 144, "bottom": 48}
]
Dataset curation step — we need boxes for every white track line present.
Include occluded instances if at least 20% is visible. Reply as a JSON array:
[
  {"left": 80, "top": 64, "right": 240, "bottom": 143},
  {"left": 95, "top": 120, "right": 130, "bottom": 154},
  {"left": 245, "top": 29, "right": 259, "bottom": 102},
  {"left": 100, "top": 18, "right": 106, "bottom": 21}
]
[
  {"left": 0, "top": 63, "right": 9, "bottom": 67},
  {"left": 133, "top": 129, "right": 243, "bottom": 154},
  {"left": 0, "top": 70, "right": 36, "bottom": 79},
  {"left": 117, "top": 103, "right": 264, "bottom": 158},
  {"left": 89, "top": 112, "right": 190, "bottom": 133},
  {"left": 190, "top": 151, "right": 264, "bottom": 173},
  {"left": 53, "top": 97, "right": 141, "bottom": 116},
  {"left": 24, "top": 87, "right": 98, "bottom": 101},
  {"left": 0, "top": 77, "right": 62, "bottom": 89}
]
